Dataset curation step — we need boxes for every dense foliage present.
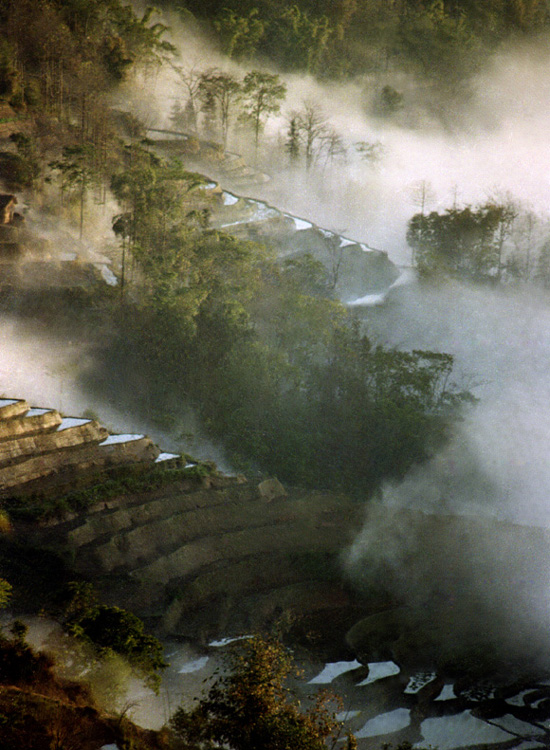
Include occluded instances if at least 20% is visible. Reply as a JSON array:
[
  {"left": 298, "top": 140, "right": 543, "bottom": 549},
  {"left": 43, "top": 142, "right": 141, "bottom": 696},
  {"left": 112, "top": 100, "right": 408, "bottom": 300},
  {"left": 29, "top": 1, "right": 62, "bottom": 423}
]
[
  {"left": 407, "top": 202, "right": 516, "bottom": 281},
  {"left": 164, "top": 0, "right": 550, "bottom": 80},
  {"left": 404, "top": 200, "right": 550, "bottom": 285},
  {"left": 0, "top": 0, "right": 474, "bottom": 498},
  {"left": 171, "top": 635, "right": 356, "bottom": 750},
  {"left": 0, "top": 0, "right": 173, "bottom": 109},
  {"left": 0, "top": 0, "right": 173, "bottom": 198},
  {"left": 64, "top": 583, "right": 167, "bottom": 692},
  {"left": 94, "top": 148, "right": 474, "bottom": 496}
]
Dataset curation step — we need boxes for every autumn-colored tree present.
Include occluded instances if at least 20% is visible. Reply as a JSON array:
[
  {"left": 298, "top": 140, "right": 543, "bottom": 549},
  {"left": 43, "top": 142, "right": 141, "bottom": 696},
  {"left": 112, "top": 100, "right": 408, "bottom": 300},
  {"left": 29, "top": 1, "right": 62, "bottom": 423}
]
[{"left": 170, "top": 635, "right": 354, "bottom": 750}]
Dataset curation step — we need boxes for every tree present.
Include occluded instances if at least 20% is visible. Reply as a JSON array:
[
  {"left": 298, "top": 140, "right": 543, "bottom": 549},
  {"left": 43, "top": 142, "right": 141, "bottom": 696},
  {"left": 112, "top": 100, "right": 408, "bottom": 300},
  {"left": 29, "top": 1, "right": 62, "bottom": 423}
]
[
  {"left": 373, "top": 84, "right": 404, "bottom": 117},
  {"left": 355, "top": 140, "right": 385, "bottom": 165},
  {"left": 284, "top": 104, "right": 343, "bottom": 171},
  {"left": 510, "top": 206, "right": 537, "bottom": 281},
  {"left": 170, "top": 635, "right": 352, "bottom": 750},
  {"left": 408, "top": 180, "right": 436, "bottom": 266},
  {"left": 199, "top": 83, "right": 218, "bottom": 140},
  {"left": 324, "top": 234, "right": 345, "bottom": 290},
  {"left": 295, "top": 102, "right": 329, "bottom": 171},
  {"left": 269, "top": 6, "right": 333, "bottom": 74},
  {"left": 320, "top": 128, "right": 346, "bottom": 169},
  {"left": 285, "top": 115, "right": 300, "bottom": 164},
  {"left": 239, "top": 71, "right": 287, "bottom": 151},
  {"left": 173, "top": 64, "right": 204, "bottom": 133},
  {"left": 214, "top": 9, "right": 266, "bottom": 61},
  {"left": 64, "top": 582, "right": 167, "bottom": 692},
  {"left": 49, "top": 144, "right": 98, "bottom": 238},
  {"left": 407, "top": 202, "right": 514, "bottom": 281},
  {"left": 108, "top": 4, "right": 175, "bottom": 76},
  {"left": 397, "top": 1, "right": 479, "bottom": 83},
  {"left": 198, "top": 71, "right": 241, "bottom": 147},
  {"left": 169, "top": 99, "right": 188, "bottom": 131}
]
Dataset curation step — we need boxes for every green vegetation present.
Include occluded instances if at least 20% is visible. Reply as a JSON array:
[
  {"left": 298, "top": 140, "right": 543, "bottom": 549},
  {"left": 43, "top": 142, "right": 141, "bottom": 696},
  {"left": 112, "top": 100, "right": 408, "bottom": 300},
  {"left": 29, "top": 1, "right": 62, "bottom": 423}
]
[
  {"left": 166, "top": 0, "right": 550, "bottom": 81},
  {"left": 406, "top": 200, "right": 550, "bottom": 285},
  {"left": 0, "top": 0, "right": 477, "bottom": 500},
  {"left": 170, "top": 634, "right": 356, "bottom": 749},
  {"left": 2, "top": 462, "right": 211, "bottom": 523},
  {"left": 64, "top": 582, "right": 167, "bottom": 692},
  {"left": 0, "top": 0, "right": 175, "bottom": 219},
  {"left": 239, "top": 71, "right": 287, "bottom": 150},
  {"left": 0, "top": 0, "right": 173, "bottom": 113},
  {"left": 91, "top": 146, "right": 472, "bottom": 496},
  {"left": 407, "top": 202, "right": 515, "bottom": 281}
]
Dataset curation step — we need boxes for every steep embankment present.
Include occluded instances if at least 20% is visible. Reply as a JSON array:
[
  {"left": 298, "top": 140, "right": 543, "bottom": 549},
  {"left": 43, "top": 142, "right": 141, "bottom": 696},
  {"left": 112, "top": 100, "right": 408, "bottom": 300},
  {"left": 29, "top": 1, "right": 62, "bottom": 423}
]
[
  {"left": 0, "top": 393, "right": 365, "bottom": 649},
  {"left": 7, "top": 387, "right": 550, "bottom": 690},
  {"left": 36, "top": 476, "right": 364, "bottom": 646},
  {"left": 0, "top": 397, "right": 163, "bottom": 499},
  {"left": 0, "top": 642, "right": 168, "bottom": 750}
]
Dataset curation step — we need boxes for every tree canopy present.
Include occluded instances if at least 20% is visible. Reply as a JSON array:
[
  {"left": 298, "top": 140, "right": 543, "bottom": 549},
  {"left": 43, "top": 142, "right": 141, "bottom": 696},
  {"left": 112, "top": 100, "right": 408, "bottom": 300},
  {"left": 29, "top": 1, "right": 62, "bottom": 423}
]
[
  {"left": 170, "top": 635, "right": 356, "bottom": 750},
  {"left": 0, "top": 0, "right": 174, "bottom": 114},
  {"left": 164, "top": 0, "right": 550, "bottom": 81},
  {"left": 98, "top": 147, "right": 473, "bottom": 497},
  {"left": 407, "top": 203, "right": 517, "bottom": 282},
  {"left": 64, "top": 582, "right": 167, "bottom": 692}
]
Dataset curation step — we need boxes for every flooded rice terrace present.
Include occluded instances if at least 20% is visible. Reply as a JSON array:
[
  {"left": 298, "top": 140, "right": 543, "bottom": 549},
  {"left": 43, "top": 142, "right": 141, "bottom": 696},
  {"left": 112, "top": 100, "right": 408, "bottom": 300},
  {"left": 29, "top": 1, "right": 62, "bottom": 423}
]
[{"left": 135, "top": 642, "right": 550, "bottom": 749}]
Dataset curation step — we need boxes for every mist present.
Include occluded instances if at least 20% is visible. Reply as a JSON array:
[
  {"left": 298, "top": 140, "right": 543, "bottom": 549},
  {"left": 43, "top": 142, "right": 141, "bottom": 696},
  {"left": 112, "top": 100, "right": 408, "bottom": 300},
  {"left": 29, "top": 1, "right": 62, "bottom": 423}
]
[
  {"left": 135, "top": 22, "right": 550, "bottom": 268},
  {"left": 51, "top": 15, "right": 550, "bottom": 621},
  {"left": 0, "top": 312, "right": 232, "bottom": 469},
  {"left": 138, "top": 19, "right": 550, "bottom": 517},
  {"left": 5, "top": 4, "right": 550, "bottom": 676},
  {"left": 124, "top": 19, "right": 550, "bottom": 668},
  {"left": 339, "top": 273, "right": 550, "bottom": 671}
]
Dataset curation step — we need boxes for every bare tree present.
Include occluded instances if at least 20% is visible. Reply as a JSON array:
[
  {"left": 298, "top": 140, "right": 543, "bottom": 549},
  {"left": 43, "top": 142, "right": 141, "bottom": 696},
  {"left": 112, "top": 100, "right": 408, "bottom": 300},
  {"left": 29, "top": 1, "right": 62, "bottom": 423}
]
[
  {"left": 320, "top": 127, "right": 346, "bottom": 169},
  {"left": 295, "top": 101, "right": 329, "bottom": 170},
  {"left": 512, "top": 207, "right": 537, "bottom": 280}
]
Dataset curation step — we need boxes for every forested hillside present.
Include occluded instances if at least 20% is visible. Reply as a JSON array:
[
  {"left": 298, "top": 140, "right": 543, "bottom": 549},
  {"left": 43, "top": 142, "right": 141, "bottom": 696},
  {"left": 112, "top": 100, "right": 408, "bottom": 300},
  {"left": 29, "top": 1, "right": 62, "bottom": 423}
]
[
  {"left": 161, "top": 0, "right": 550, "bottom": 80},
  {"left": 0, "top": 0, "right": 477, "bottom": 496},
  {"left": 2, "top": 1, "right": 550, "bottom": 747}
]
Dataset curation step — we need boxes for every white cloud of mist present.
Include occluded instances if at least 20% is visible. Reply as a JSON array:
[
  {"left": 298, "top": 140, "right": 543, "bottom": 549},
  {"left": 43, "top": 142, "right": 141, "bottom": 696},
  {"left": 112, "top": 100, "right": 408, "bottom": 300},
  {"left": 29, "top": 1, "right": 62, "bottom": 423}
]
[
  {"left": 146, "top": 20, "right": 550, "bottom": 513},
  {"left": 119, "top": 12, "right": 550, "bottom": 268},
  {"left": 246, "top": 39, "right": 550, "bottom": 264},
  {"left": 7, "top": 9, "right": 550, "bottom": 662},
  {"left": 343, "top": 277, "right": 550, "bottom": 664},
  {"left": 362, "top": 278, "right": 550, "bottom": 526},
  {"left": 139, "top": 20, "right": 550, "bottom": 523},
  {"left": 0, "top": 313, "right": 231, "bottom": 468}
]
